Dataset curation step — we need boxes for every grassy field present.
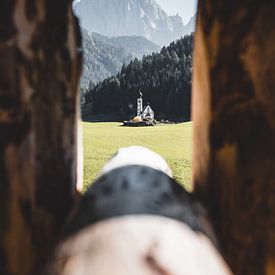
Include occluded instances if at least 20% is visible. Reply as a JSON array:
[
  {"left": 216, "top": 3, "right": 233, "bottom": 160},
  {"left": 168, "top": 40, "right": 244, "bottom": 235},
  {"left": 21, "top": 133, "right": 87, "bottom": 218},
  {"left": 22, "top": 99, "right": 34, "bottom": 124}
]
[{"left": 83, "top": 122, "right": 193, "bottom": 191}]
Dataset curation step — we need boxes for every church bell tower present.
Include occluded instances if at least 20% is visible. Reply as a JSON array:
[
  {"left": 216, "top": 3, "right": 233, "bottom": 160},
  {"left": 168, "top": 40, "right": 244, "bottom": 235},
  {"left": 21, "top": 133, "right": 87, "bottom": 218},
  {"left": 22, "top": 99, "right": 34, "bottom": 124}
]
[{"left": 137, "top": 90, "right": 143, "bottom": 116}]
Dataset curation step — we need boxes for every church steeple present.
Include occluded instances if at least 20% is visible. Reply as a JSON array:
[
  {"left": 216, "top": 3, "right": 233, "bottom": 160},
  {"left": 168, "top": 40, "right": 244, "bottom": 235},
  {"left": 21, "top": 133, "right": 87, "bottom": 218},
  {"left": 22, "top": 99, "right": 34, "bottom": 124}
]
[{"left": 137, "top": 90, "right": 143, "bottom": 116}]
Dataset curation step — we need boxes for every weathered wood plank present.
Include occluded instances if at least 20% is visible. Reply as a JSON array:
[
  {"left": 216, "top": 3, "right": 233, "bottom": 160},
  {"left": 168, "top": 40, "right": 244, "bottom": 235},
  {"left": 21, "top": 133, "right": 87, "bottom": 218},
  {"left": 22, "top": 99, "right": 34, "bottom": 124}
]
[
  {"left": 0, "top": 0, "right": 82, "bottom": 274},
  {"left": 193, "top": 1, "right": 275, "bottom": 274}
]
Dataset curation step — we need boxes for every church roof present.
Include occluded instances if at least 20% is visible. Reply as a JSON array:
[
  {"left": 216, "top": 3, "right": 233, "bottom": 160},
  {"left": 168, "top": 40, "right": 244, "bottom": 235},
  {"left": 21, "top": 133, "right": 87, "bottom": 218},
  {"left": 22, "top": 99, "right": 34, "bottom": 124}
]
[{"left": 142, "top": 104, "right": 154, "bottom": 113}]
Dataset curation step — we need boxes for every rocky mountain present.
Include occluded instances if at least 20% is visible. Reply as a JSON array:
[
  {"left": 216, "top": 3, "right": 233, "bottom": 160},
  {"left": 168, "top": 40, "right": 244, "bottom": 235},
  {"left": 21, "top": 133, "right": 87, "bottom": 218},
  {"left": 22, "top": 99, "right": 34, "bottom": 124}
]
[
  {"left": 74, "top": 0, "right": 195, "bottom": 46},
  {"left": 81, "top": 28, "right": 133, "bottom": 89},
  {"left": 183, "top": 15, "right": 196, "bottom": 35},
  {"left": 81, "top": 28, "right": 160, "bottom": 89}
]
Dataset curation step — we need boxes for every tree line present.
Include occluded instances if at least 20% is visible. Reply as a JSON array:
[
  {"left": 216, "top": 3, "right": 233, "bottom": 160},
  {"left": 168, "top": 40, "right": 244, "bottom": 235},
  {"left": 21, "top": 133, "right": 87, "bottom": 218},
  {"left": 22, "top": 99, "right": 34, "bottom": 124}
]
[{"left": 83, "top": 34, "right": 193, "bottom": 121}]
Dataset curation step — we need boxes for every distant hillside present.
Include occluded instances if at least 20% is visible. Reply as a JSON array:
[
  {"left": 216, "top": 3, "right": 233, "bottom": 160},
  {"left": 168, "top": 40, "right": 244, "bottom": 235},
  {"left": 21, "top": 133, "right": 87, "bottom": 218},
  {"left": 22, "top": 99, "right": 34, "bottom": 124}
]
[
  {"left": 81, "top": 29, "right": 160, "bottom": 90},
  {"left": 92, "top": 33, "right": 161, "bottom": 58},
  {"left": 83, "top": 34, "right": 194, "bottom": 120},
  {"left": 81, "top": 28, "right": 133, "bottom": 89},
  {"left": 74, "top": 0, "right": 195, "bottom": 46}
]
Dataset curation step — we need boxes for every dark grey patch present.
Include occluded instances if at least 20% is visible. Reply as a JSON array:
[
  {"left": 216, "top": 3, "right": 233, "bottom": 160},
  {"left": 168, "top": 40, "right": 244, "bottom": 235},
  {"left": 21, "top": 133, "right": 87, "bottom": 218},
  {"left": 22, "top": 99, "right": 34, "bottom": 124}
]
[
  {"left": 0, "top": 246, "right": 11, "bottom": 275},
  {"left": 151, "top": 179, "right": 160, "bottom": 188},
  {"left": 44, "top": 1, "right": 69, "bottom": 47},
  {"left": 25, "top": 0, "right": 37, "bottom": 21},
  {"left": 20, "top": 199, "right": 32, "bottom": 228},
  {"left": 101, "top": 184, "right": 114, "bottom": 196},
  {"left": 0, "top": 96, "right": 20, "bottom": 109},
  {"left": 122, "top": 180, "right": 129, "bottom": 190},
  {"left": 140, "top": 167, "right": 147, "bottom": 175},
  {"left": 0, "top": 0, "right": 16, "bottom": 41},
  {"left": 0, "top": 149, "right": 9, "bottom": 196},
  {"left": 160, "top": 192, "right": 172, "bottom": 204},
  {"left": 89, "top": 193, "right": 97, "bottom": 203},
  {"left": 0, "top": 151, "right": 11, "bottom": 275},
  {"left": 0, "top": 110, "right": 31, "bottom": 145}
]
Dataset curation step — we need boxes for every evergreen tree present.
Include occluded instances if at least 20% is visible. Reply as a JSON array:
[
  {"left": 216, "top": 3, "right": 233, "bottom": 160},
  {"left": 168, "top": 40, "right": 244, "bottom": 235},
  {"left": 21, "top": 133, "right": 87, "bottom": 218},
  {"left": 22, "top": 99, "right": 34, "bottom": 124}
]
[{"left": 83, "top": 34, "right": 194, "bottom": 120}]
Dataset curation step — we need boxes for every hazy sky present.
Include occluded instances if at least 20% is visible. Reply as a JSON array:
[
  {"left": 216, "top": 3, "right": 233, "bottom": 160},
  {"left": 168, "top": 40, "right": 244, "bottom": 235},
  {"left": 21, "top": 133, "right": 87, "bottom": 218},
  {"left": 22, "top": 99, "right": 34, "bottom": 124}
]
[{"left": 156, "top": 0, "right": 198, "bottom": 24}]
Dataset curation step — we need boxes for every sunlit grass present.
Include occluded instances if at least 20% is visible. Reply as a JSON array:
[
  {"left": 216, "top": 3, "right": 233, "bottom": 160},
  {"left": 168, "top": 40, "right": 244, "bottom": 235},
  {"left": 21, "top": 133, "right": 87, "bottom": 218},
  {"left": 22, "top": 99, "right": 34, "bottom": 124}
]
[{"left": 83, "top": 122, "right": 192, "bottom": 191}]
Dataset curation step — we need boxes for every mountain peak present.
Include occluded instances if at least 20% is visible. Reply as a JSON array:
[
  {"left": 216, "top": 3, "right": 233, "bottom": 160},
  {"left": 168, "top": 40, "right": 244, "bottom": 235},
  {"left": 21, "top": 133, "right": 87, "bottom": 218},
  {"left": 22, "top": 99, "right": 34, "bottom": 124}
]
[{"left": 74, "top": 0, "right": 195, "bottom": 46}]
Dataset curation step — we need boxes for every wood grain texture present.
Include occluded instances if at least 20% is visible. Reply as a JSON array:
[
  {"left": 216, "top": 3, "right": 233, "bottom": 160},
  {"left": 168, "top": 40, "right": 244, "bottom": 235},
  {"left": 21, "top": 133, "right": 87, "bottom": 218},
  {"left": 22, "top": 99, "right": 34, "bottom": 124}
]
[
  {"left": 192, "top": 1, "right": 275, "bottom": 274},
  {"left": 0, "top": 0, "right": 82, "bottom": 274}
]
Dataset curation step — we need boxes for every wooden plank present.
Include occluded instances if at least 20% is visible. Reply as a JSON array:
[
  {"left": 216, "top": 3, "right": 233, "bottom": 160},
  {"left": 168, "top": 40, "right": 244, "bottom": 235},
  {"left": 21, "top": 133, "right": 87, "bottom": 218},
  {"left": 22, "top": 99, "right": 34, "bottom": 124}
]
[
  {"left": 0, "top": 1, "right": 82, "bottom": 274},
  {"left": 193, "top": 1, "right": 275, "bottom": 274}
]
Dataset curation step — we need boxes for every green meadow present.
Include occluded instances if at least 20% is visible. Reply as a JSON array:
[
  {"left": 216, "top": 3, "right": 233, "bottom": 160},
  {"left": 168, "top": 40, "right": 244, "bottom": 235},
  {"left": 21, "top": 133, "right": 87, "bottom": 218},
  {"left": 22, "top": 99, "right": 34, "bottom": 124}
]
[{"left": 83, "top": 122, "right": 193, "bottom": 191}]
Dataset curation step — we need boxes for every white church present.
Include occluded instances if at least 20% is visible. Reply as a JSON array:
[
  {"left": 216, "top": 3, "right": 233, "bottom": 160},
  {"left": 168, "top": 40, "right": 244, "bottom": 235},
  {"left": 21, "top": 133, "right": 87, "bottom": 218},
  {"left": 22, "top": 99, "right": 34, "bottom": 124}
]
[{"left": 137, "top": 91, "right": 154, "bottom": 121}]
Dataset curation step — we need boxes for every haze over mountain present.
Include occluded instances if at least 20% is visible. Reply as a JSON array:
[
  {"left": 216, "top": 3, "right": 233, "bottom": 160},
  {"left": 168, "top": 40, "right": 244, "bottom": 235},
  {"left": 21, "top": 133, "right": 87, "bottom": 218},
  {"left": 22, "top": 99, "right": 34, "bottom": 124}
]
[
  {"left": 92, "top": 32, "right": 161, "bottom": 59},
  {"left": 81, "top": 28, "right": 160, "bottom": 89},
  {"left": 74, "top": 0, "right": 195, "bottom": 46}
]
